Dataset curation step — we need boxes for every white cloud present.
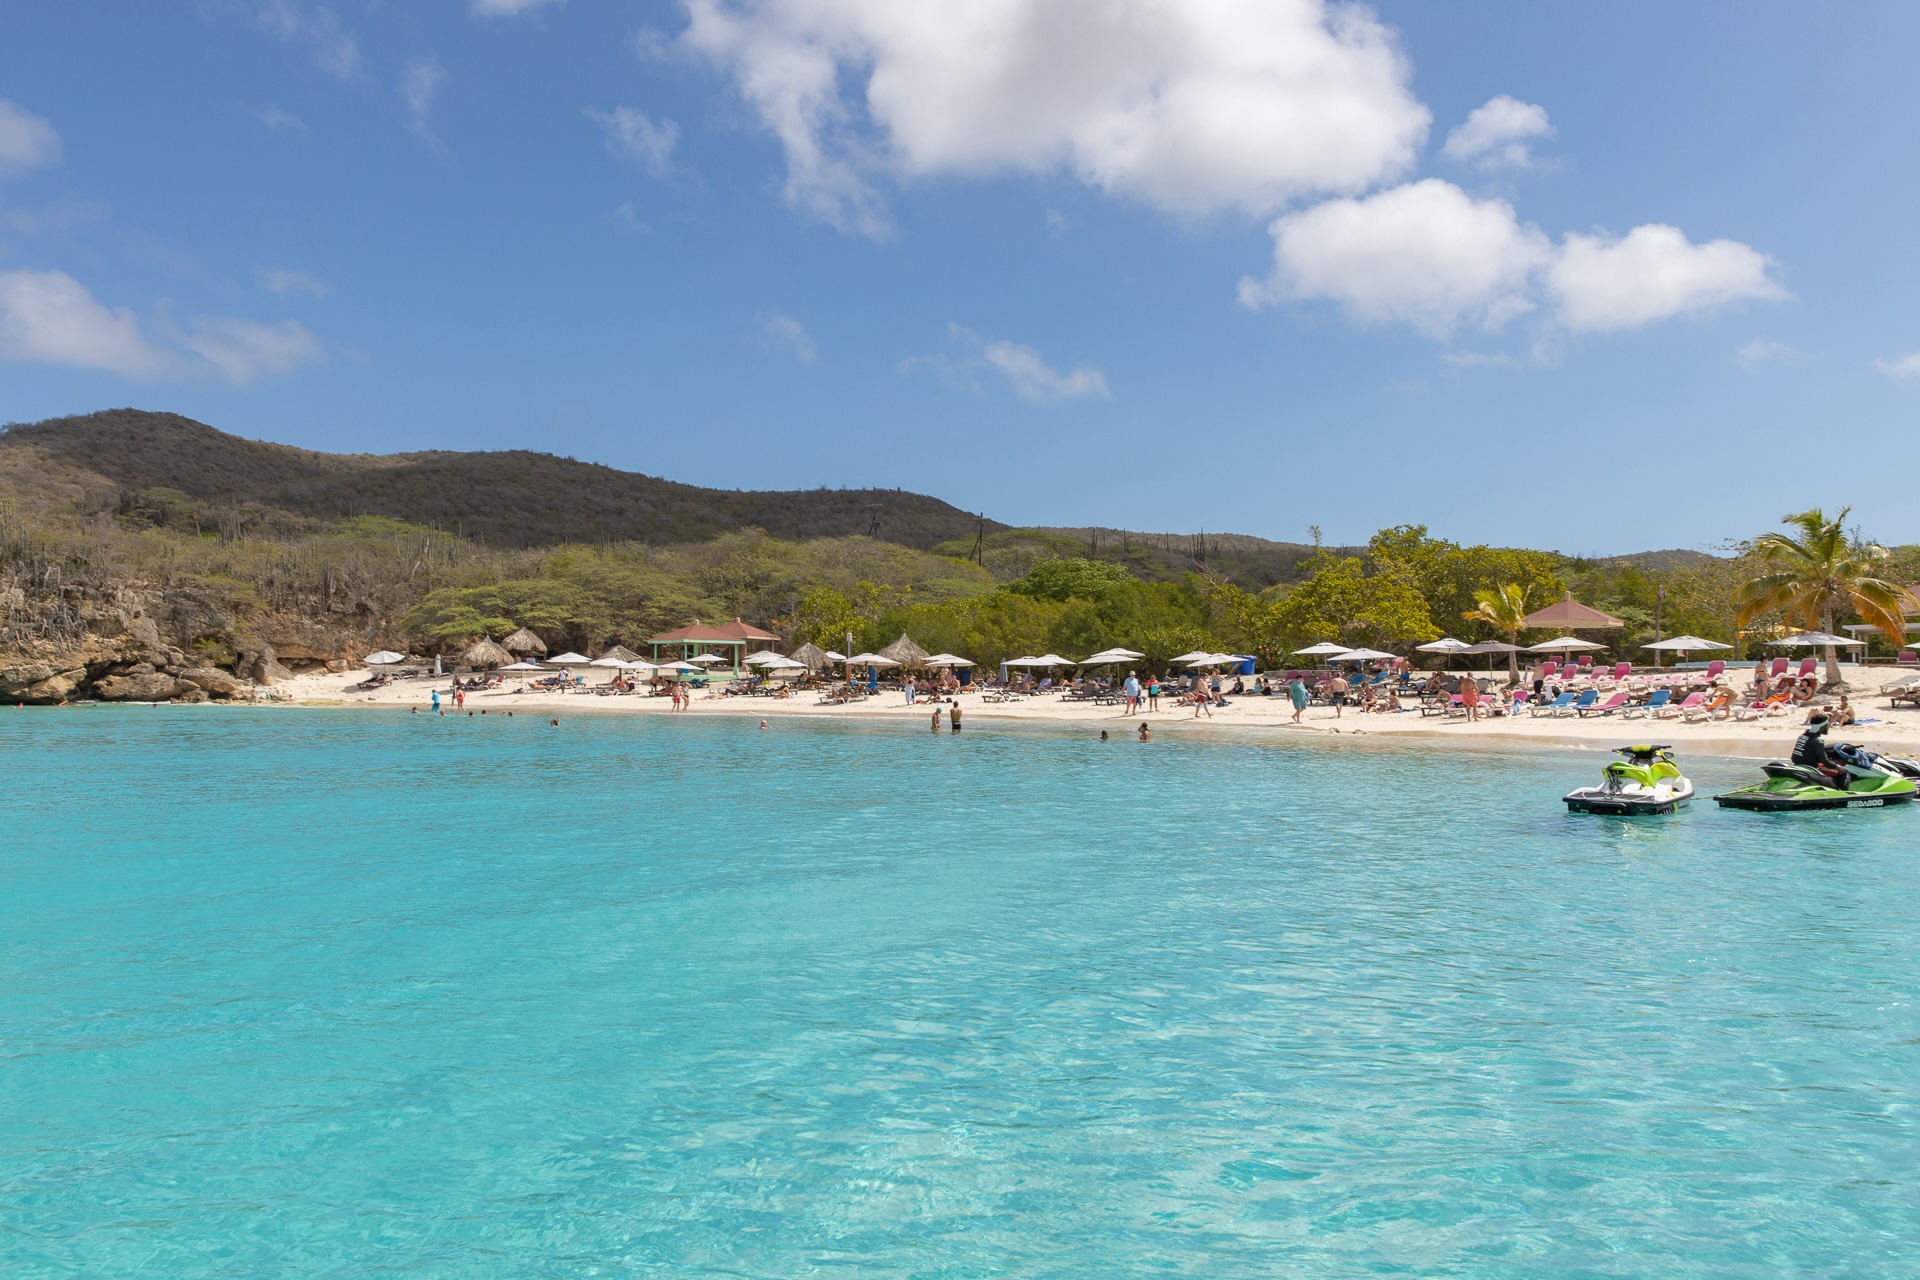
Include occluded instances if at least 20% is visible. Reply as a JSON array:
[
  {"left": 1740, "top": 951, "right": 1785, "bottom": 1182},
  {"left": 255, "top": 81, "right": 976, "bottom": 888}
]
[
  {"left": 906, "top": 324, "right": 1108, "bottom": 401},
  {"left": 756, "top": 312, "right": 816, "bottom": 364},
  {"left": 252, "top": 104, "right": 308, "bottom": 132},
  {"left": 1242, "top": 181, "right": 1785, "bottom": 342},
  {"left": 400, "top": 56, "right": 449, "bottom": 140},
  {"left": 0, "top": 268, "right": 323, "bottom": 383},
  {"left": 471, "top": 0, "right": 562, "bottom": 15},
  {"left": 179, "top": 316, "right": 324, "bottom": 383},
  {"left": 0, "top": 269, "right": 172, "bottom": 376},
  {"left": 0, "top": 100, "right": 60, "bottom": 178},
  {"left": 1441, "top": 95, "right": 1552, "bottom": 170},
  {"left": 1239, "top": 179, "right": 1548, "bottom": 338},
  {"left": 1737, "top": 338, "right": 1802, "bottom": 370},
  {"left": 586, "top": 107, "right": 678, "bottom": 177},
  {"left": 263, "top": 267, "right": 329, "bottom": 298},
  {"left": 1548, "top": 224, "right": 1784, "bottom": 333},
  {"left": 250, "top": 1, "right": 361, "bottom": 79},
  {"left": 1874, "top": 352, "right": 1920, "bottom": 379},
  {"left": 681, "top": 0, "right": 1430, "bottom": 237}
]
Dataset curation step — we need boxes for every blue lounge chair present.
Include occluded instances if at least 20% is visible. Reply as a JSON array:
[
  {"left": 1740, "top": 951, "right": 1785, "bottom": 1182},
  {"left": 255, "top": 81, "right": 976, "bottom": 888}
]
[
  {"left": 1623, "top": 689, "right": 1670, "bottom": 719},
  {"left": 1560, "top": 689, "right": 1598, "bottom": 716},
  {"left": 1531, "top": 692, "right": 1577, "bottom": 717}
]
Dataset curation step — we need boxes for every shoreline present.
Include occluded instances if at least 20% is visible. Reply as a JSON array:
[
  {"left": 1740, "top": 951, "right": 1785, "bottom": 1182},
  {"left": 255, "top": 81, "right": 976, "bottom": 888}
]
[{"left": 175, "top": 667, "right": 1920, "bottom": 761}]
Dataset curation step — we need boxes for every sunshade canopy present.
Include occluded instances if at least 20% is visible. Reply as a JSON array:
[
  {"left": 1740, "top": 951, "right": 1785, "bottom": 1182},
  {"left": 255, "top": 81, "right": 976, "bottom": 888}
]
[
  {"left": 789, "top": 642, "right": 834, "bottom": 671},
  {"left": 500, "top": 660, "right": 544, "bottom": 671},
  {"left": 363, "top": 650, "right": 406, "bottom": 664},
  {"left": 1767, "top": 631, "right": 1865, "bottom": 647},
  {"left": 824, "top": 651, "right": 848, "bottom": 662},
  {"left": 924, "top": 653, "right": 977, "bottom": 667},
  {"left": 1168, "top": 650, "right": 1214, "bottom": 664},
  {"left": 682, "top": 653, "right": 729, "bottom": 665},
  {"left": 598, "top": 644, "right": 642, "bottom": 662},
  {"left": 1293, "top": 641, "right": 1354, "bottom": 656},
  {"left": 743, "top": 650, "right": 790, "bottom": 666},
  {"left": 1082, "top": 647, "right": 1146, "bottom": 662},
  {"left": 461, "top": 638, "right": 514, "bottom": 667},
  {"left": 1415, "top": 637, "right": 1472, "bottom": 653},
  {"left": 1460, "top": 640, "right": 1522, "bottom": 654},
  {"left": 1522, "top": 591, "right": 1624, "bottom": 630},
  {"left": 1333, "top": 647, "right": 1398, "bottom": 661},
  {"left": 877, "top": 633, "right": 932, "bottom": 667},
  {"left": 845, "top": 652, "right": 901, "bottom": 666},
  {"left": 1643, "top": 635, "right": 1733, "bottom": 651},
  {"left": 546, "top": 651, "right": 590, "bottom": 664},
  {"left": 1526, "top": 637, "right": 1609, "bottom": 652},
  {"left": 501, "top": 627, "right": 548, "bottom": 655},
  {"left": 588, "top": 656, "right": 629, "bottom": 668}
]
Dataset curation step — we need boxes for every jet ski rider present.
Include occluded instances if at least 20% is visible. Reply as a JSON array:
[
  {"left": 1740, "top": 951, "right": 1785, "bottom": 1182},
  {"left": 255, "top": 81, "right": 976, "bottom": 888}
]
[{"left": 1792, "top": 714, "right": 1844, "bottom": 784}]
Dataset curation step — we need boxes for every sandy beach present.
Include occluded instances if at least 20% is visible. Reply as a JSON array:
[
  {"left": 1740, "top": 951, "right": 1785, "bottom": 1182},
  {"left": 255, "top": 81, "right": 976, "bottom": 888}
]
[{"left": 269, "top": 666, "right": 1920, "bottom": 760}]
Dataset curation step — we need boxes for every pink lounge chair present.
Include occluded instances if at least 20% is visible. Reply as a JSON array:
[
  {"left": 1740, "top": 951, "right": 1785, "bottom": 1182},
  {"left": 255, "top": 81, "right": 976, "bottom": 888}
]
[
  {"left": 1770, "top": 657, "right": 1789, "bottom": 678},
  {"left": 1704, "top": 660, "right": 1725, "bottom": 681},
  {"left": 1656, "top": 691, "right": 1705, "bottom": 719},
  {"left": 1610, "top": 662, "right": 1631, "bottom": 681},
  {"left": 1796, "top": 656, "right": 1817, "bottom": 679},
  {"left": 1577, "top": 690, "right": 1631, "bottom": 717},
  {"left": 1541, "top": 660, "right": 1559, "bottom": 680}
]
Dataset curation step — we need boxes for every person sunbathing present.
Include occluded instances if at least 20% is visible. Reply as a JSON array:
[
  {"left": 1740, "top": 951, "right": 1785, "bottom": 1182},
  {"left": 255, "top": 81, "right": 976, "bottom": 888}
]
[
  {"left": 1790, "top": 677, "right": 1818, "bottom": 705},
  {"left": 1700, "top": 686, "right": 1735, "bottom": 720}
]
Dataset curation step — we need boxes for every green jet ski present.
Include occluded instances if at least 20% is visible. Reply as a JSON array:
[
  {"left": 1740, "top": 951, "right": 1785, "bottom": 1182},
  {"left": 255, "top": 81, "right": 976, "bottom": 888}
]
[
  {"left": 1564, "top": 744, "right": 1694, "bottom": 815},
  {"left": 1714, "top": 716, "right": 1920, "bottom": 811}
]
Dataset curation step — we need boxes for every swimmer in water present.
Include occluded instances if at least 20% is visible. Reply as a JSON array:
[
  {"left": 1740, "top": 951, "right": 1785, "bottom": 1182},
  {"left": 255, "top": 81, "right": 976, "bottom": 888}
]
[
  {"left": 1138, "top": 722, "right": 1151, "bottom": 741},
  {"left": 931, "top": 705, "right": 943, "bottom": 732}
]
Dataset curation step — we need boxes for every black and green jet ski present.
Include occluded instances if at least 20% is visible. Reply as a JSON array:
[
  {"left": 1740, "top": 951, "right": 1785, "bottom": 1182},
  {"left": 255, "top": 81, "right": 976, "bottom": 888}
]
[
  {"left": 1564, "top": 744, "right": 1694, "bottom": 815},
  {"left": 1714, "top": 718, "right": 1920, "bottom": 811}
]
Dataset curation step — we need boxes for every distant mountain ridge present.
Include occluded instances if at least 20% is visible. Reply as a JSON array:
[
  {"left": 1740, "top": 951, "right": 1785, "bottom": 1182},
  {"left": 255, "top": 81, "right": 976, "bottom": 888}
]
[{"left": 0, "top": 410, "right": 1004, "bottom": 550}]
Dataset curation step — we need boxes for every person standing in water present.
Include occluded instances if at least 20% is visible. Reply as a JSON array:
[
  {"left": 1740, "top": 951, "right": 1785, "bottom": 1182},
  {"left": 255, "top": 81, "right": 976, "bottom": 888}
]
[
  {"left": 949, "top": 702, "right": 962, "bottom": 733},
  {"left": 1137, "top": 722, "right": 1151, "bottom": 741},
  {"left": 930, "top": 705, "right": 943, "bottom": 732}
]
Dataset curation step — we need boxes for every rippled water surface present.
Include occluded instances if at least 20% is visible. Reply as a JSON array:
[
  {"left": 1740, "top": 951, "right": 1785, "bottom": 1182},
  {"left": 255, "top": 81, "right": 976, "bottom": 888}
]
[{"left": 4, "top": 707, "right": 1919, "bottom": 1277}]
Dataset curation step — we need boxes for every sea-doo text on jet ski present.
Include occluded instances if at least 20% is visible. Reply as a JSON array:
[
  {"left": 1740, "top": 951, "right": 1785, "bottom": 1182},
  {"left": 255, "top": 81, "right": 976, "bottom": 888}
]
[{"left": 1714, "top": 715, "right": 1919, "bottom": 811}]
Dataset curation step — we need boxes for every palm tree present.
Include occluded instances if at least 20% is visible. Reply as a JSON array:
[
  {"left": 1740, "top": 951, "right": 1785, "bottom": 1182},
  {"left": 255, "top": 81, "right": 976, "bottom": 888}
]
[
  {"left": 1464, "top": 583, "right": 1529, "bottom": 682},
  {"left": 1734, "top": 507, "right": 1918, "bottom": 688}
]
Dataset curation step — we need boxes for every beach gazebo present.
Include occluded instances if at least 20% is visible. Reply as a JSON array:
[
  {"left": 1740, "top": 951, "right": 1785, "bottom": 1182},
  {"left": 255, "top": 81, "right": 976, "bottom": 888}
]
[
  {"left": 1522, "top": 591, "right": 1624, "bottom": 633},
  {"left": 502, "top": 628, "right": 548, "bottom": 656},
  {"left": 878, "top": 633, "right": 931, "bottom": 669},
  {"left": 461, "top": 637, "right": 514, "bottom": 670},
  {"left": 648, "top": 618, "right": 782, "bottom": 680}
]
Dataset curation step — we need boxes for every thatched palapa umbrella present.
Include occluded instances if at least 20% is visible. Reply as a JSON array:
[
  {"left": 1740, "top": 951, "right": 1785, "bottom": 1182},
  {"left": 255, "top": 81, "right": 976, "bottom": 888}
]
[
  {"left": 878, "top": 633, "right": 931, "bottom": 669},
  {"left": 599, "top": 644, "right": 642, "bottom": 663},
  {"left": 502, "top": 627, "right": 548, "bottom": 656},
  {"left": 789, "top": 642, "right": 832, "bottom": 673},
  {"left": 462, "top": 637, "right": 514, "bottom": 670}
]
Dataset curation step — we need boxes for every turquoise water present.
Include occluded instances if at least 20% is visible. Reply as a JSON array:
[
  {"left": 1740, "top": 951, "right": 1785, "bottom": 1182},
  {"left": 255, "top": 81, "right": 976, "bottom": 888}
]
[{"left": 4, "top": 709, "right": 1919, "bottom": 1278}]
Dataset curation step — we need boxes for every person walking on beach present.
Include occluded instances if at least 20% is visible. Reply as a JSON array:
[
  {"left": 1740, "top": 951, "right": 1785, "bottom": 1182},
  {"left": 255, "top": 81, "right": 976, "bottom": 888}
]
[
  {"left": 1288, "top": 676, "right": 1308, "bottom": 724},
  {"left": 905, "top": 677, "right": 916, "bottom": 704},
  {"left": 1146, "top": 675, "right": 1160, "bottom": 711},
  {"left": 1123, "top": 671, "right": 1141, "bottom": 715},
  {"left": 1461, "top": 675, "right": 1481, "bottom": 722},
  {"left": 1328, "top": 671, "right": 1347, "bottom": 719}
]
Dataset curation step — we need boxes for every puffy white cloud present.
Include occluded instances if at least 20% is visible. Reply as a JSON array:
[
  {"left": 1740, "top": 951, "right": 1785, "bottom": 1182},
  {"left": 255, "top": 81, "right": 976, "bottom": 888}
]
[
  {"left": 250, "top": 1, "right": 361, "bottom": 80},
  {"left": 263, "top": 267, "right": 328, "bottom": 298},
  {"left": 1243, "top": 181, "right": 1785, "bottom": 342},
  {"left": 0, "top": 100, "right": 60, "bottom": 178},
  {"left": 1441, "top": 95, "right": 1552, "bottom": 170},
  {"left": 1736, "top": 338, "right": 1802, "bottom": 369},
  {"left": 1548, "top": 224, "right": 1784, "bottom": 333},
  {"left": 756, "top": 312, "right": 817, "bottom": 363},
  {"left": 681, "top": 0, "right": 1430, "bottom": 236},
  {"left": 471, "top": 0, "right": 562, "bottom": 15},
  {"left": 586, "top": 107, "right": 678, "bottom": 177},
  {"left": 179, "top": 317, "right": 324, "bottom": 383},
  {"left": 400, "top": 56, "right": 449, "bottom": 140},
  {"left": 1874, "top": 352, "right": 1920, "bottom": 379},
  {"left": 0, "top": 269, "right": 172, "bottom": 376},
  {"left": 1239, "top": 179, "right": 1548, "bottom": 338},
  {"left": 903, "top": 325, "right": 1110, "bottom": 401},
  {"left": 0, "top": 268, "right": 322, "bottom": 383}
]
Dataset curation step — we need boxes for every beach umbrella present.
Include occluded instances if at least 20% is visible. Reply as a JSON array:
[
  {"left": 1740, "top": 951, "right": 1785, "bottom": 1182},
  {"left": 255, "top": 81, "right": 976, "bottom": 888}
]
[
  {"left": 1642, "top": 634, "right": 1732, "bottom": 664},
  {"left": 461, "top": 638, "right": 514, "bottom": 669},
  {"left": 500, "top": 660, "right": 544, "bottom": 671},
  {"left": 824, "top": 651, "right": 848, "bottom": 662},
  {"left": 1766, "top": 631, "right": 1865, "bottom": 647},
  {"left": 546, "top": 651, "right": 590, "bottom": 665},
  {"left": 743, "top": 650, "right": 790, "bottom": 667},
  {"left": 1169, "top": 650, "right": 1215, "bottom": 664},
  {"left": 877, "top": 633, "right": 932, "bottom": 668},
  {"left": 1032, "top": 654, "right": 1073, "bottom": 668},
  {"left": 616, "top": 660, "right": 657, "bottom": 672},
  {"left": 1293, "top": 641, "right": 1353, "bottom": 656},
  {"left": 588, "top": 656, "right": 629, "bottom": 668},
  {"left": 1525, "top": 637, "right": 1608, "bottom": 652},
  {"left": 1415, "top": 637, "right": 1472, "bottom": 653},
  {"left": 502, "top": 628, "right": 548, "bottom": 656},
  {"left": 363, "top": 650, "right": 406, "bottom": 665},
  {"left": 682, "top": 653, "right": 729, "bottom": 665},
  {"left": 1331, "top": 647, "right": 1397, "bottom": 662},
  {"left": 790, "top": 642, "right": 833, "bottom": 672},
  {"left": 844, "top": 653, "right": 900, "bottom": 667},
  {"left": 1522, "top": 591, "right": 1625, "bottom": 631},
  {"left": 924, "top": 653, "right": 977, "bottom": 667},
  {"left": 598, "top": 644, "right": 642, "bottom": 663}
]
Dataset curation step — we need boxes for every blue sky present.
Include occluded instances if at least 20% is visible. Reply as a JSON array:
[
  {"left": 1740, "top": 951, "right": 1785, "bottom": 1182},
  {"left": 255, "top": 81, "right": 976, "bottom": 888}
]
[{"left": 1, "top": 2, "right": 1916, "bottom": 552}]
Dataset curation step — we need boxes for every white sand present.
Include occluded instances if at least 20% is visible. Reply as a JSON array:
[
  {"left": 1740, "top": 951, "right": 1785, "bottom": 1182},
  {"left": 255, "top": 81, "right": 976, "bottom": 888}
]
[{"left": 271, "top": 667, "right": 1920, "bottom": 761}]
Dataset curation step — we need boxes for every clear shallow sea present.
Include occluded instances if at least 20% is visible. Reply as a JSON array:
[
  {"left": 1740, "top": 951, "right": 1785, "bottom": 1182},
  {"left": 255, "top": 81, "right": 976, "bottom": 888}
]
[{"left": 3, "top": 708, "right": 1918, "bottom": 1279}]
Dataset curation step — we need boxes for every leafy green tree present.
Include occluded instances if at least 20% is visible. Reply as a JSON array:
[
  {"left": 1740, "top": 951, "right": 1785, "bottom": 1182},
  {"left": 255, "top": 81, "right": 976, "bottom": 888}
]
[
  {"left": 1272, "top": 557, "right": 1439, "bottom": 651},
  {"left": 1735, "top": 507, "right": 1918, "bottom": 686},
  {"left": 1006, "top": 557, "right": 1134, "bottom": 602}
]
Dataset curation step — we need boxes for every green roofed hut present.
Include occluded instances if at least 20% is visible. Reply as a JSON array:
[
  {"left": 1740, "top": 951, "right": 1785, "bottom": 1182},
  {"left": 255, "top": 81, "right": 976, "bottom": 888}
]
[{"left": 648, "top": 617, "right": 782, "bottom": 680}]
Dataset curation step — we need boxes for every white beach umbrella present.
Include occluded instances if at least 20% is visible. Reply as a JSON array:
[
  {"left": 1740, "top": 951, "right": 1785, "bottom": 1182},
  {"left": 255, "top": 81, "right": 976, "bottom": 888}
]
[
  {"left": 743, "top": 650, "right": 789, "bottom": 666},
  {"left": 1766, "top": 631, "right": 1865, "bottom": 647},
  {"left": 1415, "top": 637, "right": 1471, "bottom": 653},
  {"left": 1643, "top": 635, "right": 1732, "bottom": 652},
  {"left": 1032, "top": 654, "right": 1073, "bottom": 668},
  {"left": 1081, "top": 647, "right": 1146, "bottom": 663},
  {"left": 845, "top": 652, "right": 901, "bottom": 667},
  {"left": 363, "top": 650, "right": 406, "bottom": 665},
  {"left": 1526, "top": 637, "right": 1608, "bottom": 652},
  {"left": 1168, "top": 650, "right": 1214, "bottom": 664},
  {"left": 658, "top": 660, "right": 701, "bottom": 673},
  {"left": 546, "top": 651, "right": 591, "bottom": 665},
  {"left": 1293, "top": 641, "right": 1353, "bottom": 656},
  {"left": 924, "top": 653, "right": 977, "bottom": 667},
  {"left": 683, "top": 653, "right": 729, "bottom": 665},
  {"left": 588, "top": 656, "right": 628, "bottom": 668},
  {"left": 1332, "top": 647, "right": 1397, "bottom": 662},
  {"left": 500, "top": 660, "right": 544, "bottom": 671},
  {"left": 824, "top": 651, "right": 848, "bottom": 662}
]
